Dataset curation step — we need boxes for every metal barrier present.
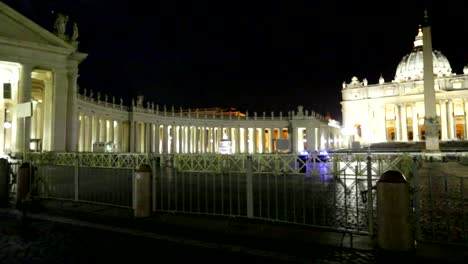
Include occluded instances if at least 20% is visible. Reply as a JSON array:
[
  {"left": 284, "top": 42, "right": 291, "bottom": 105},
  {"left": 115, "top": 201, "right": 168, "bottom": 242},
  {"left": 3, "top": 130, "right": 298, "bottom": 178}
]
[{"left": 21, "top": 151, "right": 468, "bottom": 245}]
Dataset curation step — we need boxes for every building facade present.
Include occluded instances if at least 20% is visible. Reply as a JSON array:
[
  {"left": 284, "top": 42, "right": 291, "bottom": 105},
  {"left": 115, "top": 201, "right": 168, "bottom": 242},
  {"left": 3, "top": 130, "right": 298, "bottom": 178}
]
[
  {"left": 341, "top": 26, "right": 468, "bottom": 146},
  {"left": 0, "top": 2, "right": 342, "bottom": 156}
]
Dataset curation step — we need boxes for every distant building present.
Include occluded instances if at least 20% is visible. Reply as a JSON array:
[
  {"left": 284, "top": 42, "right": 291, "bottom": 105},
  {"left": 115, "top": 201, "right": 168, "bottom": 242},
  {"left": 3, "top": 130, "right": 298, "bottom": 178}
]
[
  {"left": 0, "top": 1, "right": 341, "bottom": 155},
  {"left": 341, "top": 26, "right": 468, "bottom": 146}
]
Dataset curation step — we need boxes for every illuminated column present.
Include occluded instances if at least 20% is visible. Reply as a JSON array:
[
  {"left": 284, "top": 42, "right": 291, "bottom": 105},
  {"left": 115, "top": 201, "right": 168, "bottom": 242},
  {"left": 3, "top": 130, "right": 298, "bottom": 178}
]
[
  {"left": 305, "top": 127, "right": 314, "bottom": 151},
  {"left": 317, "top": 128, "right": 323, "bottom": 150},
  {"left": 465, "top": 100, "right": 468, "bottom": 139},
  {"left": 210, "top": 127, "right": 215, "bottom": 153},
  {"left": 119, "top": 121, "right": 124, "bottom": 152},
  {"left": 109, "top": 119, "right": 115, "bottom": 146},
  {"left": 66, "top": 69, "right": 79, "bottom": 152},
  {"left": 186, "top": 125, "right": 191, "bottom": 153},
  {"left": 401, "top": 104, "right": 408, "bottom": 141},
  {"left": 79, "top": 114, "right": 84, "bottom": 151},
  {"left": 92, "top": 115, "right": 99, "bottom": 145},
  {"left": 236, "top": 127, "right": 241, "bottom": 154},
  {"left": 292, "top": 127, "right": 298, "bottom": 153},
  {"left": 395, "top": 105, "right": 401, "bottom": 141},
  {"left": 412, "top": 104, "right": 419, "bottom": 141},
  {"left": 145, "top": 123, "right": 151, "bottom": 153},
  {"left": 129, "top": 120, "right": 135, "bottom": 153},
  {"left": 84, "top": 115, "right": 92, "bottom": 151},
  {"left": 15, "top": 63, "right": 32, "bottom": 154},
  {"left": 177, "top": 126, "right": 182, "bottom": 153},
  {"left": 199, "top": 127, "right": 204, "bottom": 153},
  {"left": 162, "top": 125, "right": 168, "bottom": 154},
  {"left": 171, "top": 126, "right": 176, "bottom": 154},
  {"left": 253, "top": 127, "right": 258, "bottom": 153},
  {"left": 440, "top": 101, "right": 448, "bottom": 140},
  {"left": 448, "top": 101, "right": 454, "bottom": 139},
  {"left": 154, "top": 124, "right": 160, "bottom": 154}
]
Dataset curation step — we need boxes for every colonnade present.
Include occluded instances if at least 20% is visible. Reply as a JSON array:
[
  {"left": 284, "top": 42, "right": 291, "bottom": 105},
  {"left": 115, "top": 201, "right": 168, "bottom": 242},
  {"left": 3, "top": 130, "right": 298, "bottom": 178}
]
[{"left": 388, "top": 99, "right": 468, "bottom": 141}]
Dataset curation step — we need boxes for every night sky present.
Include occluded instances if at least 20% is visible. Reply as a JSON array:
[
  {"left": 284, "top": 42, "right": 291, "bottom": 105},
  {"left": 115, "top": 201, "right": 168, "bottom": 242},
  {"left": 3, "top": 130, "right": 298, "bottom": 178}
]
[{"left": 3, "top": 0, "right": 468, "bottom": 123}]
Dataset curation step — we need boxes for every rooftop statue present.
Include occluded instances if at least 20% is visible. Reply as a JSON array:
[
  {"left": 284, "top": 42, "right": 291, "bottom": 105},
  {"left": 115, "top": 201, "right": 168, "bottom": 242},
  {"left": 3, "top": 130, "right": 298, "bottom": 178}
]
[
  {"left": 54, "top": 13, "right": 69, "bottom": 40},
  {"left": 71, "top": 22, "right": 79, "bottom": 47}
]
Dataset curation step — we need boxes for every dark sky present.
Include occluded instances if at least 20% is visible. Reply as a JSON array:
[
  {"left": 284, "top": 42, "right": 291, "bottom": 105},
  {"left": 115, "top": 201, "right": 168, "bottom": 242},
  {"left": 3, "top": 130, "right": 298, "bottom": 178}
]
[{"left": 3, "top": 0, "right": 468, "bottom": 122}]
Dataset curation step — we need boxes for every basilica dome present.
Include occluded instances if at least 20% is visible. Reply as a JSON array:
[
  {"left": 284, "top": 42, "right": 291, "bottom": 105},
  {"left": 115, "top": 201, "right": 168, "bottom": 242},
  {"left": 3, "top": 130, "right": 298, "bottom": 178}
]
[{"left": 394, "top": 27, "right": 452, "bottom": 82}]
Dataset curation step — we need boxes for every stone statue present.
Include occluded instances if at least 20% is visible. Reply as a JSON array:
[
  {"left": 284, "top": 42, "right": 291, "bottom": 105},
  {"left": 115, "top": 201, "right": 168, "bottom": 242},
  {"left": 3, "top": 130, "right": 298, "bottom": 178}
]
[
  {"left": 297, "top": 105, "right": 304, "bottom": 116},
  {"left": 464, "top": 66, "right": 468, "bottom": 75},
  {"left": 54, "top": 13, "right": 68, "bottom": 39},
  {"left": 112, "top": 96, "right": 115, "bottom": 105},
  {"left": 71, "top": 22, "right": 79, "bottom": 41},
  {"left": 70, "top": 22, "right": 79, "bottom": 47},
  {"left": 83, "top": 88, "right": 87, "bottom": 97},
  {"left": 105, "top": 94, "right": 108, "bottom": 102},
  {"left": 351, "top": 76, "right": 359, "bottom": 85},
  {"left": 379, "top": 75, "right": 385, "bottom": 84},
  {"left": 363, "top": 78, "right": 368, "bottom": 86},
  {"left": 342, "top": 81, "right": 346, "bottom": 89},
  {"left": 136, "top": 95, "right": 144, "bottom": 107},
  {"left": 120, "top": 98, "right": 123, "bottom": 106},
  {"left": 97, "top": 92, "right": 101, "bottom": 101},
  {"left": 89, "top": 89, "right": 93, "bottom": 98}
]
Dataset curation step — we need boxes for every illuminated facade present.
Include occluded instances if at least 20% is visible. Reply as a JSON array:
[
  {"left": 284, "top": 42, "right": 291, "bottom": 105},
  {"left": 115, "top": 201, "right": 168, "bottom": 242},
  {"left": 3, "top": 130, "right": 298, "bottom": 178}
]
[
  {"left": 341, "top": 26, "right": 468, "bottom": 146},
  {"left": 0, "top": 2, "right": 341, "bottom": 155}
]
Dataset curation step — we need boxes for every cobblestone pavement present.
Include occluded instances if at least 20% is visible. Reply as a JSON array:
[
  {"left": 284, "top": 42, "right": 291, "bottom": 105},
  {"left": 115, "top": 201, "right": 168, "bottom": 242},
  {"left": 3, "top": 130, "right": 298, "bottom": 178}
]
[{"left": 0, "top": 215, "right": 380, "bottom": 264}]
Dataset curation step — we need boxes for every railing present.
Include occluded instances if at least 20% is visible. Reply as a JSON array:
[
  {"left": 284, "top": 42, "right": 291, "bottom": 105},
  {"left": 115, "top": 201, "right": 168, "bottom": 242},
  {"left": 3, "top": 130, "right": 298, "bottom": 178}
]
[{"left": 19, "top": 152, "right": 468, "bottom": 245}]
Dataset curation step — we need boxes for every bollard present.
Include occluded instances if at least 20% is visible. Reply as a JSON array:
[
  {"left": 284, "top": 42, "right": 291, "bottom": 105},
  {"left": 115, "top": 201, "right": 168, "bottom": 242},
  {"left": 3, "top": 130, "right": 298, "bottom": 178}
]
[
  {"left": 377, "top": 170, "right": 413, "bottom": 252},
  {"left": 16, "top": 162, "right": 31, "bottom": 208},
  {"left": 134, "top": 164, "right": 152, "bottom": 218},
  {"left": 0, "top": 158, "right": 9, "bottom": 207}
]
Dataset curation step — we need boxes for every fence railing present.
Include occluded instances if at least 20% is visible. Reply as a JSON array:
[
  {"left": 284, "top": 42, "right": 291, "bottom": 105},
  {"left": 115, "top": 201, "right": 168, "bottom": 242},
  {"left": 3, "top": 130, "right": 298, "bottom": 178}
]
[{"left": 10, "top": 152, "right": 467, "bottom": 245}]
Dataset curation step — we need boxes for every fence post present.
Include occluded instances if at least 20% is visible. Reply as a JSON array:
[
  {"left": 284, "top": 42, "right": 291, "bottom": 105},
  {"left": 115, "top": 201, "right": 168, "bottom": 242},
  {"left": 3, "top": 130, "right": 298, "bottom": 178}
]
[
  {"left": 246, "top": 155, "right": 254, "bottom": 218},
  {"left": 16, "top": 162, "right": 31, "bottom": 208},
  {"left": 74, "top": 154, "right": 79, "bottom": 201},
  {"left": 367, "top": 155, "right": 374, "bottom": 236},
  {"left": 134, "top": 164, "right": 152, "bottom": 218},
  {"left": 412, "top": 156, "right": 421, "bottom": 242},
  {"left": 377, "top": 170, "right": 413, "bottom": 251},
  {"left": 0, "top": 158, "right": 9, "bottom": 207}
]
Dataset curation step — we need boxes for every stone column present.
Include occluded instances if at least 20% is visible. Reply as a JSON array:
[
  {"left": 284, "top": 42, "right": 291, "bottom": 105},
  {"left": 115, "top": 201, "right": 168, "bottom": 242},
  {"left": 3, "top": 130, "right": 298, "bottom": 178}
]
[
  {"left": 464, "top": 100, "right": 468, "bottom": 140},
  {"left": 253, "top": 127, "right": 258, "bottom": 153},
  {"left": 129, "top": 120, "right": 135, "bottom": 153},
  {"left": 66, "top": 69, "right": 79, "bottom": 152},
  {"left": 171, "top": 126, "right": 177, "bottom": 154},
  {"left": 448, "top": 101, "right": 454, "bottom": 139},
  {"left": 306, "top": 127, "right": 314, "bottom": 152},
  {"left": 291, "top": 126, "right": 298, "bottom": 153},
  {"left": 188, "top": 125, "right": 192, "bottom": 153},
  {"left": 440, "top": 100, "right": 448, "bottom": 140},
  {"left": 236, "top": 127, "right": 241, "bottom": 154},
  {"left": 79, "top": 113, "right": 85, "bottom": 151},
  {"left": 51, "top": 68, "right": 69, "bottom": 151},
  {"left": 154, "top": 124, "right": 160, "bottom": 154},
  {"left": 412, "top": 104, "right": 419, "bottom": 141},
  {"left": 87, "top": 116, "right": 92, "bottom": 151},
  {"left": 244, "top": 128, "right": 249, "bottom": 153},
  {"left": 163, "top": 125, "right": 168, "bottom": 154},
  {"left": 119, "top": 121, "right": 124, "bottom": 152},
  {"left": 145, "top": 123, "right": 151, "bottom": 153},
  {"left": 109, "top": 119, "right": 114, "bottom": 146},
  {"left": 15, "top": 63, "right": 32, "bottom": 155},
  {"left": 395, "top": 104, "right": 401, "bottom": 141},
  {"left": 401, "top": 104, "right": 408, "bottom": 141},
  {"left": 91, "top": 115, "right": 97, "bottom": 145}
]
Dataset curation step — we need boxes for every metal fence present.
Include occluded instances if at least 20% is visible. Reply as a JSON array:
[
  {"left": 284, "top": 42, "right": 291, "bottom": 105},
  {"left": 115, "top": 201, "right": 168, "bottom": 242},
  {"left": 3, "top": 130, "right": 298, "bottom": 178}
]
[{"left": 8, "top": 152, "right": 467, "bottom": 246}]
